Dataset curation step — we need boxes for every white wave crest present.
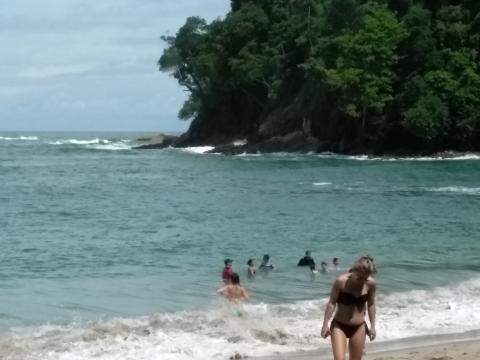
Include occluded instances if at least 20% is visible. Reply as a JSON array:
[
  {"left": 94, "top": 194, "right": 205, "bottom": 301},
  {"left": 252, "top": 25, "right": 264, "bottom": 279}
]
[
  {"left": 87, "top": 142, "right": 132, "bottom": 151},
  {"left": 316, "top": 152, "right": 480, "bottom": 161},
  {"left": 49, "top": 138, "right": 106, "bottom": 145},
  {"left": 0, "top": 135, "right": 39, "bottom": 141},
  {"left": 233, "top": 139, "right": 247, "bottom": 146},
  {"left": 429, "top": 186, "right": 480, "bottom": 195},
  {"left": 377, "top": 278, "right": 480, "bottom": 340},
  {"left": 47, "top": 138, "right": 132, "bottom": 150},
  {"left": 313, "top": 182, "right": 332, "bottom": 186},
  {"left": 182, "top": 146, "right": 215, "bottom": 154}
]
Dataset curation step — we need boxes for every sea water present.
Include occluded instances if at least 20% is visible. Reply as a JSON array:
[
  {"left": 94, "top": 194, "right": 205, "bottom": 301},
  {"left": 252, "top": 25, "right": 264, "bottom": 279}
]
[{"left": 0, "top": 132, "right": 479, "bottom": 360}]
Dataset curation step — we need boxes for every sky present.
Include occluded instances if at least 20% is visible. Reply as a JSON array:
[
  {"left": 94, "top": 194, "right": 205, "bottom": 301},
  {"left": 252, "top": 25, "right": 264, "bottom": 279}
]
[{"left": 0, "top": 0, "right": 230, "bottom": 132}]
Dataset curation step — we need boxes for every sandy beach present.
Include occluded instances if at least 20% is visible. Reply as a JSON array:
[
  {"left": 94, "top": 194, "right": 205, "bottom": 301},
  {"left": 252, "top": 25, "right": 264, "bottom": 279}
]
[
  {"left": 254, "top": 333, "right": 480, "bottom": 360},
  {"left": 363, "top": 340, "right": 480, "bottom": 360}
]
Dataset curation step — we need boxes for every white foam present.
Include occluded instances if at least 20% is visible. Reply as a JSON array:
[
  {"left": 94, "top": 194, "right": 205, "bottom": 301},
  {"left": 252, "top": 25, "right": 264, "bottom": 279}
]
[
  {"left": 233, "top": 139, "right": 247, "bottom": 146},
  {"left": 429, "top": 186, "right": 480, "bottom": 196},
  {"left": 313, "top": 182, "right": 332, "bottom": 186},
  {"left": 0, "top": 135, "right": 39, "bottom": 141},
  {"left": 87, "top": 142, "right": 132, "bottom": 151},
  {"left": 315, "top": 152, "right": 480, "bottom": 161},
  {"left": 1, "top": 278, "right": 479, "bottom": 360},
  {"left": 377, "top": 278, "right": 480, "bottom": 340},
  {"left": 47, "top": 138, "right": 132, "bottom": 150},
  {"left": 182, "top": 146, "right": 215, "bottom": 154},
  {"left": 49, "top": 138, "right": 104, "bottom": 145},
  {"left": 235, "top": 152, "right": 262, "bottom": 157}
]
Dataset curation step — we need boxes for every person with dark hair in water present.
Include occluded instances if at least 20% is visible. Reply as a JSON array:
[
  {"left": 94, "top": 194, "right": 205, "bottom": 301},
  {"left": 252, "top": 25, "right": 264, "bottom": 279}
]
[
  {"left": 247, "top": 259, "right": 256, "bottom": 277},
  {"left": 259, "top": 254, "right": 275, "bottom": 270},
  {"left": 222, "top": 258, "right": 234, "bottom": 283},
  {"left": 217, "top": 272, "right": 249, "bottom": 303},
  {"left": 321, "top": 255, "right": 377, "bottom": 360},
  {"left": 332, "top": 257, "right": 339, "bottom": 270},
  {"left": 298, "top": 250, "right": 316, "bottom": 268}
]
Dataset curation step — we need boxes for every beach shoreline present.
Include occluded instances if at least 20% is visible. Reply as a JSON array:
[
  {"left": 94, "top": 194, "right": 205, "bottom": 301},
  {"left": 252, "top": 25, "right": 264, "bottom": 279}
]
[{"left": 254, "top": 330, "right": 480, "bottom": 360}]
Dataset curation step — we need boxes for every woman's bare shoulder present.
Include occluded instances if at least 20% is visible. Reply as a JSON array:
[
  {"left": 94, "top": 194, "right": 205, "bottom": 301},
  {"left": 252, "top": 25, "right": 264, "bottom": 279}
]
[
  {"left": 367, "top": 277, "right": 377, "bottom": 288},
  {"left": 334, "top": 273, "right": 350, "bottom": 285}
]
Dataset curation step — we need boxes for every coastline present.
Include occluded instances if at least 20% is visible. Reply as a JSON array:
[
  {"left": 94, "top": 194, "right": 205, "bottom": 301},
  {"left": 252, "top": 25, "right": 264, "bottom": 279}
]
[
  {"left": 133, "top": 133, "right": 480, "bottom": 159},
  {"left": 254, "top": 330, "right": 480, "bottom": 360}
]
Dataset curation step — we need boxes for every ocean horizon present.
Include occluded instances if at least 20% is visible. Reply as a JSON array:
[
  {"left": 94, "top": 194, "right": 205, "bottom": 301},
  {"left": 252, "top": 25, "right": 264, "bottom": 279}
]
[{"left": 1, "top": 131, "right": 479, "bottom": 360}]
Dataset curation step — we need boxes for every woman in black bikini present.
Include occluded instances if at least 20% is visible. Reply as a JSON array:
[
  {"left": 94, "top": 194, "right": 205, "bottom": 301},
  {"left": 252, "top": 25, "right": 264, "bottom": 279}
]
[{"left": 321, "top": 255, "right": 377, "bottom": 360}]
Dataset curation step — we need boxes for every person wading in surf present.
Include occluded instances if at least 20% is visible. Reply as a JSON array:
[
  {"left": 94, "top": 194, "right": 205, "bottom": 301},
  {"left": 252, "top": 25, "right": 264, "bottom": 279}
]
[
  {"left": 321, "top": 255, "right": 377, "bottom": 360},
  {"left": 217, "top": 273, "right": 249, "bottom": 304}
]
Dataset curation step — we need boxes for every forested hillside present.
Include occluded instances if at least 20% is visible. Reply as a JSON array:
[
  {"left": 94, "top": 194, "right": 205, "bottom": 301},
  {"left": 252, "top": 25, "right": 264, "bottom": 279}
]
[{"left": 159, "top": 0, "right": 480, "bottom": 154}]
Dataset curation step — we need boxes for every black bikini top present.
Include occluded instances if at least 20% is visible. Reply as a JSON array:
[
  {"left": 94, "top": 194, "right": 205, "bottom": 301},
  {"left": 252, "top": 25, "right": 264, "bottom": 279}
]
[{"left": 337, "top": 291, "right": 368, "bottom": 308}]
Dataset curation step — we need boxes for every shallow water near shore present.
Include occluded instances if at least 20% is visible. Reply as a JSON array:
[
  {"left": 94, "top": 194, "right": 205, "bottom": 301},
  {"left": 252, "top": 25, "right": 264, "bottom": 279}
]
[{"left": 1, "top": 132, "right": 479, "bottom": 359}]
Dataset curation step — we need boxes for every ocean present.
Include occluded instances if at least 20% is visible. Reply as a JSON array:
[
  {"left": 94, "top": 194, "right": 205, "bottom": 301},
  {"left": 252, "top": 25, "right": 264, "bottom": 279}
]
[{"left": 0, "top": 132, "right": 479, "bottom": 360}]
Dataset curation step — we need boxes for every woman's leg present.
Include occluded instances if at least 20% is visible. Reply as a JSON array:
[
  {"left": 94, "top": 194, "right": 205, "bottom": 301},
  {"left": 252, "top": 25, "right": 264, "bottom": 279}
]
[
  {"left": 330, "top": 326, "right": 347, "bottom": 360},
  {"left": 348, "top": 323, "right": 367, "bottom": 360}
]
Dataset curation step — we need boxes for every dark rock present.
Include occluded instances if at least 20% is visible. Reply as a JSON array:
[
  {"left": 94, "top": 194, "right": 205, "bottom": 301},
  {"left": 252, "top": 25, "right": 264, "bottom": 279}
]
[{"left": 133, "top": 134, "right": 178, "bottom": 149}]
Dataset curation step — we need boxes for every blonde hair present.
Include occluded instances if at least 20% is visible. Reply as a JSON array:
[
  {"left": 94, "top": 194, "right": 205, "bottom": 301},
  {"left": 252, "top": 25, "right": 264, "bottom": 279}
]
[{"left": 351, "top": 255, "right": 377, "bottom": 276}]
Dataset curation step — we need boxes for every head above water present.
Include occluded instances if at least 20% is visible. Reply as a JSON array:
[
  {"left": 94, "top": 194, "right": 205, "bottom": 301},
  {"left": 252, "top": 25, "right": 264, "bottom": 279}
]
[
  {"left": 224, "top": 258, "right": 233, "bottom": 266},
  {"left": 247, "top": 259, "right": 254, "bottom": 266},
  {"left": 305, "top": 250, "right": 311, "bottom": 257},
  {"left": 350, "top": 255, "right": 376, "bottom": 278},
  {"left": 230, "top": 272, "right": 240, "bottom": 284},
  {"left": 262, "top": 254, "right": 269, "bottom": 262},
  {"left": 333, "top": 257, "right": 339, "bottom": 265}
]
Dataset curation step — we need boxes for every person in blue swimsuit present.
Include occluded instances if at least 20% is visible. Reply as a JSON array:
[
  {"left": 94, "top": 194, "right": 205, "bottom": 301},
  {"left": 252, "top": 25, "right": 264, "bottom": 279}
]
[{"left": 321, "top": 255, "right": 377, "bottom": 360}]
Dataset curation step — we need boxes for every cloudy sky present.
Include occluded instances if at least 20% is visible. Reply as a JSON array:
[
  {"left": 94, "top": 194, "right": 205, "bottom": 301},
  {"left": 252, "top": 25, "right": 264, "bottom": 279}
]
[{"left": 0, "top": 0, "right": 230, "bottom": 132}]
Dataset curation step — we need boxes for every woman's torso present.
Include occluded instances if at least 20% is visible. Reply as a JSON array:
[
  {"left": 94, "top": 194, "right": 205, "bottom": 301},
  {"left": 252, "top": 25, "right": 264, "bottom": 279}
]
[{"left": 334, "top": 274, "right": 371, "bottom": 325}]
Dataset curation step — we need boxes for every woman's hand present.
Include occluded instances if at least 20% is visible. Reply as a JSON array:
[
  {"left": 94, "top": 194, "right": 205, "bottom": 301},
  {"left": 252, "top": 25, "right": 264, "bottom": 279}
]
[
  {"left": 321, "top": 324, "right": 331, "bottom": 338},
  {"left": 369, "top": 327, "right": 376, "bottom": 341}
]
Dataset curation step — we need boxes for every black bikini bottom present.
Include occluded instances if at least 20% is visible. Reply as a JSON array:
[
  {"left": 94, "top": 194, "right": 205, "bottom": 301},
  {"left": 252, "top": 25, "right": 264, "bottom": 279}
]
[{"left": 330, "top": 319, "right": 369, "bottom": 339}]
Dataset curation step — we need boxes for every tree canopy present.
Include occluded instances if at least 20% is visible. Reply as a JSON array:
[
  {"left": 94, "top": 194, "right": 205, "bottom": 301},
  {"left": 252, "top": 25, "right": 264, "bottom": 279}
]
[{"left": 159, "top": 0, "right": 480, "bottom": 153}]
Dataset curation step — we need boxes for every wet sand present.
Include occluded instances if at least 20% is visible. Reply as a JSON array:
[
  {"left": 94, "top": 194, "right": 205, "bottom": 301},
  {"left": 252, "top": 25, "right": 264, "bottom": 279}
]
[
  {"left": 254, "top": 335, "right": 480, "bottom": 360},
  {"left": 364, "top": 340, "right": 480, "bottom": 359}
]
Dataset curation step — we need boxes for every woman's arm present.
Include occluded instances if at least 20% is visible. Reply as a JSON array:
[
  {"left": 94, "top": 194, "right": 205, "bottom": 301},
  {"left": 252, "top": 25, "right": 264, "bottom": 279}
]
[
  {"left": 217, "top": 286, "right": 227, "bottom": 295},
  {"left": 367, "top": 280, "right": 377, "bottom": 340},
  {"left": 321, "top": 277, "right": 341, "bottom": 338},
  {"left": 242, "top": 287, "right": 249, "bottom": 301}
]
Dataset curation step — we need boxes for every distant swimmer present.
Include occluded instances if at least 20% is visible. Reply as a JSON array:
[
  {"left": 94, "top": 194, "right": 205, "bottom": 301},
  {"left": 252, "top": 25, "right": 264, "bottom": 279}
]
[
  {"left": 259, "top": 254, "right": 275, "bottom": 270},
  {"left": 297, "top": 250, "right": 316, "bottom": 268},
  {"left": 320, "top": 261, "right": 329, "bottom": 273},
  {"left": 321, "top": 255, "right": 377, "bottom": 360},
  {"left": 217, "top": 273, "right": 249, "bottom": 303},
  {"left": 332, "top": 257, "right": 339, "bottom": 270},
  {"left": 247, "top": 259, "right": 256, "bottom": 277},
  {"left": 222, "top": 258, "right": 234, "bottom": 283}
]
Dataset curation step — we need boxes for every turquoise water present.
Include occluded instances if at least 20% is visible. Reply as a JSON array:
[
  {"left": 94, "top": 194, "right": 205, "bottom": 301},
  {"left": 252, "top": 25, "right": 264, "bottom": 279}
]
[{"left": 0, "top": 132, "right": 479, "bottom": 359}]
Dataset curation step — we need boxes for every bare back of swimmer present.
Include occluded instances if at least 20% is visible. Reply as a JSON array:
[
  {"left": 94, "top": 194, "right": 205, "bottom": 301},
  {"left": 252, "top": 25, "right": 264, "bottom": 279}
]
[{"left": 217, "top": 272, "right": 249, "bottom": 303}]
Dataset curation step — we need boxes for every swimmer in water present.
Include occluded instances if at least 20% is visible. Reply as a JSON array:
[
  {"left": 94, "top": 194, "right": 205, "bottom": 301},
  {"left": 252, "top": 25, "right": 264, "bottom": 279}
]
[
  {"left": 247, "top": 259, "right": 256, "bottom": 277},
  {"left": 217, "top": 273, "right": 249, "bottom": 303},
  {"left": 222, "top": 258, "right": 234, "bottom": 283},
  {"left": 259, "top": 254, "right": 275, "bottom": 270},
  {"left": 332, "top": 257, "right": 339, "bottom": 270}
]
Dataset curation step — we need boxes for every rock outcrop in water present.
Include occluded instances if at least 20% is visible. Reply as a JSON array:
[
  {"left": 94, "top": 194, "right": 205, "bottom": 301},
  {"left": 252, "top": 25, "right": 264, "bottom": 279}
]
[{"left": 154, "top": 0, "right": 480, "bottom": 156}]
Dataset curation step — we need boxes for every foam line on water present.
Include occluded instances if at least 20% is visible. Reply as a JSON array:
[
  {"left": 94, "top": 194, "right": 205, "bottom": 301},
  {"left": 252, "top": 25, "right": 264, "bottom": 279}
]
[{"left": 0, "top": 136, "right": 39, "bottom": 141}]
